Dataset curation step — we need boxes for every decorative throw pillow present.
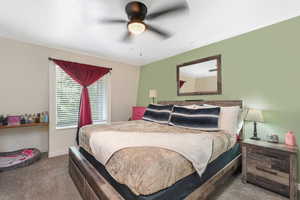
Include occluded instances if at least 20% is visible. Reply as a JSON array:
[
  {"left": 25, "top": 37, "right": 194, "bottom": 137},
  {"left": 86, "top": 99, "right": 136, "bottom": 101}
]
[
  {"left": 131, "top": 106, "right": 146, "bottom": 120},
  {"left": 169, "top": 105, "right": 221, "bottom": 131},
  {"left": 142, "top": 104, "right": 174, "bottom": 124}
]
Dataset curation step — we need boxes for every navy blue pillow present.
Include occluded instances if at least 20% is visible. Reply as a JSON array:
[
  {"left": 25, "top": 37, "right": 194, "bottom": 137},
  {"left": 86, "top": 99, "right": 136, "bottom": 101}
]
[
  {"left": 169, "top": 106, "right": 220, "bottom": 131},
  {"left": 142, "top": 104, "right": 174, "bottom": 124}
]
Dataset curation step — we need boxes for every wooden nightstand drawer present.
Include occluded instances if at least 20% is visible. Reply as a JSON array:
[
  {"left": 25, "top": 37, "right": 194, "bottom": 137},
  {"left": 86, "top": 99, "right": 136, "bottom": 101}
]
[
  {"left": 247, "top": 173, "right": 289, "bottom": 197},
  {"left": 247, "top": 160, "right": 289, "bottom": 185},
  {"left": 247, "top": 147, "right": 289, "bottom": 173}
]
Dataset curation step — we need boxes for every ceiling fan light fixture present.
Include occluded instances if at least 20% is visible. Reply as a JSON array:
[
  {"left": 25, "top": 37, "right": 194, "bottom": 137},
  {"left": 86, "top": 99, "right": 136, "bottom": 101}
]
[
  {"left": 128, "top": 21, "right": 146, "bottom": 35},
  {"left": 102, "top": 1, "right": 189, "bottom": 41}
]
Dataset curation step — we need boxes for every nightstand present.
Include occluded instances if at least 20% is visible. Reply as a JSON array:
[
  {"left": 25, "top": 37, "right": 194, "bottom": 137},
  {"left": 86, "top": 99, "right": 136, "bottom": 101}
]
[{"left": 241, "top": 139, "right": 298, "bottom": 200}]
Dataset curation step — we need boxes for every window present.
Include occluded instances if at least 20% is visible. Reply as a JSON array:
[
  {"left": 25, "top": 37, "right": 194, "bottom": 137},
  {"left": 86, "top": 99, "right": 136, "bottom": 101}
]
[{"left": 55, "top": 66, "right": 107, "bottom": 128}]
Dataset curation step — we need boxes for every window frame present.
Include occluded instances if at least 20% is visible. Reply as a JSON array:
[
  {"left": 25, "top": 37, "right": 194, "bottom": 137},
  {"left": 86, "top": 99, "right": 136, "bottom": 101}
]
[{"left": 54, "top": 65, "right": 110, "bottom": 130}]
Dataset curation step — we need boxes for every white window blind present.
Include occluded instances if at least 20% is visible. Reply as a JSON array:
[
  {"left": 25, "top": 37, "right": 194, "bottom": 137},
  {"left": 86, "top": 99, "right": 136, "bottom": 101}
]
[{"left": 56, "top": 66, "right": 107, "bottom": 128}]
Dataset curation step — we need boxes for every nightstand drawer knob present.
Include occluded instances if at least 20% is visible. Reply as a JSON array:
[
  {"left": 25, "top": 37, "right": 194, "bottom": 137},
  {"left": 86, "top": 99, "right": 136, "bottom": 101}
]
[{"left": 256, "top": 166, "right": 278, "bottom": 176}]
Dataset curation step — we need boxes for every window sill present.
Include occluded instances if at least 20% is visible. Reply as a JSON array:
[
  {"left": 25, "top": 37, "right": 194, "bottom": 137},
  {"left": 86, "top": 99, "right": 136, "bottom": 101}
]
[{"left": 56, "top": 121, "right": 108, "bottom": 130}]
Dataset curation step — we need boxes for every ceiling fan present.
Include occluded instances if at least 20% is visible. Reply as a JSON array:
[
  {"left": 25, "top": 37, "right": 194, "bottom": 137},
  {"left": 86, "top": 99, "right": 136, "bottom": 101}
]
[{"left": 101, "top": 1, "right": 188, "bottom": 42}]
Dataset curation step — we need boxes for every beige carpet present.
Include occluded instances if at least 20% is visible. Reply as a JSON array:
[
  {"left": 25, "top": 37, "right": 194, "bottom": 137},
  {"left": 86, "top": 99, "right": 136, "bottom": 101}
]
[{"left": 0, "top": 154, "right": 288, "bottom": 200}]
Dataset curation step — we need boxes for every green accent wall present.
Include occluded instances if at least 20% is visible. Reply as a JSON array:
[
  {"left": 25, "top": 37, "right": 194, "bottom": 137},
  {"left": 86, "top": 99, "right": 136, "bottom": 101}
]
[{"left": 137, "top": 16, "right": 300, "bottom": 179}]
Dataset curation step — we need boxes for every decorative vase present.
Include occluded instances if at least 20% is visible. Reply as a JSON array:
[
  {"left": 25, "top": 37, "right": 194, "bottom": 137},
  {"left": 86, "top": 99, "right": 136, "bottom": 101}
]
[
  {"left": 20, "top": 115, "right": 26, "bottom": 124},
  {"left": 285, "top": 131, "right": 296, "bottom": 146},
  {"left": 44, "top": 112, "right": 49, "bottom": 123}
]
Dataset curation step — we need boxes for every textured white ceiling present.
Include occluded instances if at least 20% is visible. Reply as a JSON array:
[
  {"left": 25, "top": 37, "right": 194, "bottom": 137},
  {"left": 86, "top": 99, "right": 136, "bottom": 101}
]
[{"left": 0, "top": 0, "right": 300, "bottom": 66}]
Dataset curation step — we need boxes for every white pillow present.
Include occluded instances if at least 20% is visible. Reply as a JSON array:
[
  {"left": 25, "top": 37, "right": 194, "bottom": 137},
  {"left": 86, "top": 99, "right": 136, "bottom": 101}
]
[
  {"left": 219, "top": 106, "right": 241, "bottom": 136},
  {"left": 204, "top": 104, "right": 241, "bottom": 136},
  {"left": 236, "top": 108, "right": 247, "bottom": 135}
]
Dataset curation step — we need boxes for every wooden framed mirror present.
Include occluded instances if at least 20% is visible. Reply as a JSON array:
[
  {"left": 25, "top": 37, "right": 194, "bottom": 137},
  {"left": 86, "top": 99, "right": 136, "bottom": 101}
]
[{"left": 177, "top": 55, "right": 222, "bottom": 96}]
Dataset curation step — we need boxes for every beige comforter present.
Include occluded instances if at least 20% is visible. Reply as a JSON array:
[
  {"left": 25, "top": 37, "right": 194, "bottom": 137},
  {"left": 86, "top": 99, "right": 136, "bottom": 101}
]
[{"left": 79, "top": 120, "right": 235, "bottom": 195}]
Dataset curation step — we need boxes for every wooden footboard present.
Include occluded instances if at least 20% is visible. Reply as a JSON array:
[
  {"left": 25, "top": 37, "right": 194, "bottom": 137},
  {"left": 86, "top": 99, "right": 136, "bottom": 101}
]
[
  {"left": 69, "top": 147, "right": 124, "bottom": 200},
  {"left": 69, "top": 146, "right": 241, "bottom": 200},
  {"left": 186, "top": 155, "right": 241, "bottom": 199}
]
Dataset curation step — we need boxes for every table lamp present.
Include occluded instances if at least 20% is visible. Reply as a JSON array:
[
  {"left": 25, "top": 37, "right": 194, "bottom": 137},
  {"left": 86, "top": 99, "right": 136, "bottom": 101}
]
[
  {"left": 149, "top": 89, "right": 157, "bottom": 104},
  {"left": 245, "top": 108, "right": 264, "bottom": 140}
]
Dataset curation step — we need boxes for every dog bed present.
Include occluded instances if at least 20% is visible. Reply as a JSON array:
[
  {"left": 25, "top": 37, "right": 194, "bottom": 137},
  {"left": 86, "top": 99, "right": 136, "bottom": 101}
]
[{"left": 0, "top": 148, "right": 41, "bottom": 172}]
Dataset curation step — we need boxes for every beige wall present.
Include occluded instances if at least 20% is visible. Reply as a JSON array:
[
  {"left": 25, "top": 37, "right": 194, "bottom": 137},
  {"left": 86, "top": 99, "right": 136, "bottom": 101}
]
[{"left": 0, "top": 37, "right": 140, "bottom": 156}]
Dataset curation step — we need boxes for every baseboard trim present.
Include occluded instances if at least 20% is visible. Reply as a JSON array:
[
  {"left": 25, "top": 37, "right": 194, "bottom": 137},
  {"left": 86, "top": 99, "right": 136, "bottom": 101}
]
[{"left": 48, "top": 150, "right": 68, "bottom": 158}]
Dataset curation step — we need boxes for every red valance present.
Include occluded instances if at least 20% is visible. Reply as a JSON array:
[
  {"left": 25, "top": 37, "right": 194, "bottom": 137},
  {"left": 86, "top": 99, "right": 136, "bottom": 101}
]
[{"left": 49, "top": 58, "right": 111, "bottom": 144}]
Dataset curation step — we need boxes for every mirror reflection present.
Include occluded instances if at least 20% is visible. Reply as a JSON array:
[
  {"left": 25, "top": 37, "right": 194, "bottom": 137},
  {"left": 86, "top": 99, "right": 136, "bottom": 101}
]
[{"left": 177, "top": 55, "right": 221, "bottom": 96}]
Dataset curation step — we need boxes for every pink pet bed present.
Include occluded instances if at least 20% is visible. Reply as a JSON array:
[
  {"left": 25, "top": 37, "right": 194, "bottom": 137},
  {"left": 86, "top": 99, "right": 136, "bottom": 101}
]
[{"left": 0, "top": 148, "right": 41, "bottom": 172}]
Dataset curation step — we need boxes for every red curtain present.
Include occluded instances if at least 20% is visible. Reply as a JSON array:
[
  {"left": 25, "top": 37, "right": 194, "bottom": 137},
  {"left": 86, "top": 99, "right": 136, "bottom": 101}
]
[{"left": 50, "top": 58, "right": 111, "bottom": 144}]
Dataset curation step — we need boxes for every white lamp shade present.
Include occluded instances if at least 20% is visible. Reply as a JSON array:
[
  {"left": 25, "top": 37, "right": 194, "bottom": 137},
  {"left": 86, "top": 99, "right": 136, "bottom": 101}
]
[
  {"left": 245, "top": 108, "right": 264, "bottom": 122},
  {"left": 149, "top": 89, "right": 157, "bottom": 98}
]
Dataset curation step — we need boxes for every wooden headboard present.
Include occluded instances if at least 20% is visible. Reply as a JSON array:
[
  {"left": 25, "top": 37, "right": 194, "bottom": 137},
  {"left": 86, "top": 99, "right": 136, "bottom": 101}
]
[{"left": 158, "top": 100, "right": 243, "bottom": 108}]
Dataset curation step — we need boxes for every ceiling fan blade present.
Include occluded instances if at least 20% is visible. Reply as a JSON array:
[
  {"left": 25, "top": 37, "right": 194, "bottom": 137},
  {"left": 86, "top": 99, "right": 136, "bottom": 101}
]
[
  {"left": 100, "top": 18, "right": 127, "bottom": 24},
  {"left": 146, "top": 3, "right": 188, "bottom": 20},
  {"left": 121, "top": 31, "right": 132, "bottom": 42},
  {"left": 147, "top": 24, "right": 171, "bottom": 39}
]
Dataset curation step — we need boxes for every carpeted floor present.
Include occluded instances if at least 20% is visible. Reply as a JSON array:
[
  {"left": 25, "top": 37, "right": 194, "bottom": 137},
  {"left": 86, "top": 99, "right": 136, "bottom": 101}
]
[{"left": 0, "top": 154, "right": 288, "bottom": 200}]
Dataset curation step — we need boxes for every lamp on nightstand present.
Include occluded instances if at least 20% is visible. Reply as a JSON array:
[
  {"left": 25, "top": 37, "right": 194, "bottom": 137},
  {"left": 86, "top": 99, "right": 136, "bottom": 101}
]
[
  {"left": 149, "top": 89, "right": 157, "bottom": 104},
  {"left": 245, "top": 108, "right": 264, "bottom": 140}
]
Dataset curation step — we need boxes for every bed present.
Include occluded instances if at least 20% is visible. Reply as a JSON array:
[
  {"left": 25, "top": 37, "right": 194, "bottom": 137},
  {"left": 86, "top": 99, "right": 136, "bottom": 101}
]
[{"left": 69, "top": 100, "right": 243, "bottom": 200}]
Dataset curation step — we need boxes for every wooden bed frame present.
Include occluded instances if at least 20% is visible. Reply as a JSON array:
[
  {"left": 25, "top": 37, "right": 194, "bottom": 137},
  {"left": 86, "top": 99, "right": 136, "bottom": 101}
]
[{"left": 69, "top": 100, "right": 243, "bottom": 200}]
